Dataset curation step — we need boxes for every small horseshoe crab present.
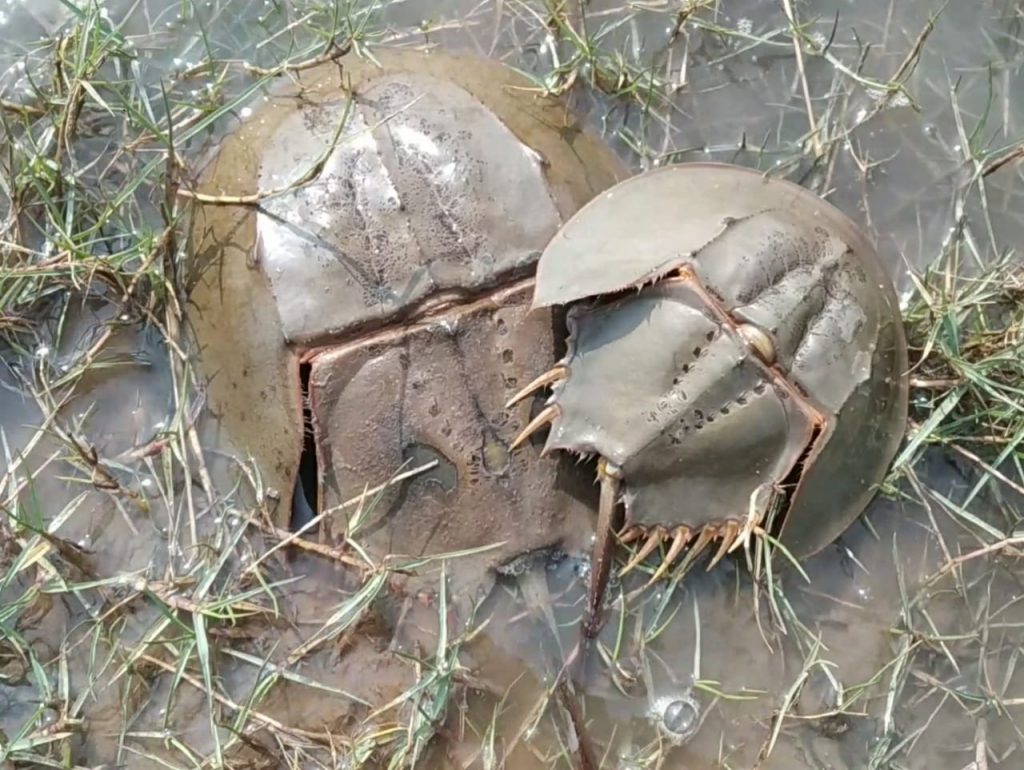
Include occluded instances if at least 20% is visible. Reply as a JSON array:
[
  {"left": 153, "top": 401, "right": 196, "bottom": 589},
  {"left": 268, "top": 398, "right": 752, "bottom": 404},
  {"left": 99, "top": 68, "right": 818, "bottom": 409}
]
[{"left": 504, "top": 164, "right": 909, "bottom": 636}]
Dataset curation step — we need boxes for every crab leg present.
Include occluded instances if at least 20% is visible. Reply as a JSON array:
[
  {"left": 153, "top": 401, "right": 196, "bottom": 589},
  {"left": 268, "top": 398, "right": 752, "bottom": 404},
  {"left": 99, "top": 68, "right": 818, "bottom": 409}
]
[
  {"left": 730, "top": 512, "right": 763, "bottom": 554},
  {"left": 730, "top": 486, "right": 772, "bottom": 554},
  {"left": 583, "top": 459, "right": 622, "bottom": 639}
]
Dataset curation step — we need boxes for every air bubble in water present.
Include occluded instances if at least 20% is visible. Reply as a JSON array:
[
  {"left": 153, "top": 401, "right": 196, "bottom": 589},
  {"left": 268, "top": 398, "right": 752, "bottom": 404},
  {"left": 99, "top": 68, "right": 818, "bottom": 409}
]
[
  {"left": 650, "top": 694, "right": 701, "bottom": 743},
  {"left": 663, "top": 699, "right": 698, "bottom": 734}
]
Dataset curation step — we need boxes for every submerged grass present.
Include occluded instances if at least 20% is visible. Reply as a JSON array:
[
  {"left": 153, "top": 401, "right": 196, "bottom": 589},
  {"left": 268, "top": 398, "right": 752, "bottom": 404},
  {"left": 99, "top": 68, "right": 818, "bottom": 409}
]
[{"left": 0, "top": 0, "right": 1022, "bottom": 768}]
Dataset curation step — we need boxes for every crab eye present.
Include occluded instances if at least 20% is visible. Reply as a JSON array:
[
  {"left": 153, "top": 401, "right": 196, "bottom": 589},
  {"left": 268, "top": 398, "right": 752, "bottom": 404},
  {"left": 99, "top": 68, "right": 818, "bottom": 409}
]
[{"left": 736, "top": 323, "right": 776, "bottom": 365}]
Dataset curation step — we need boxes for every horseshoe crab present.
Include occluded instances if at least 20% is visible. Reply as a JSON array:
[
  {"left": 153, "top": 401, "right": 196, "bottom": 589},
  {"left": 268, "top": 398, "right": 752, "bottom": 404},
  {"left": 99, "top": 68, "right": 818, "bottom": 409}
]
[
  {"left": 505, "top": 164, "right": 909, "bottom": 636},
  {"left": 188, "top": 49, "right": 625, "bottom": 598}
]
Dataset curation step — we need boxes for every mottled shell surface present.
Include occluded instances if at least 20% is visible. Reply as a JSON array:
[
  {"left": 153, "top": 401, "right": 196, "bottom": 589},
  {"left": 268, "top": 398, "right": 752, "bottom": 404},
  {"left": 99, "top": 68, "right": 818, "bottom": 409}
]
[
  {"left": 532, "top": 163, "right": 908, "bottom": 559},
  {"left": 189, "top": 48, "right": 625, "bottom": 591}
]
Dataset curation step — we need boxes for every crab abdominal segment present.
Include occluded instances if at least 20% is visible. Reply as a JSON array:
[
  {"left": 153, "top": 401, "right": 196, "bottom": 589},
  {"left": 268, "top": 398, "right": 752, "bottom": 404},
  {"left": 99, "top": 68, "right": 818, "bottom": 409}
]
[
  {"left": 509, "top": 267, "right": 825, "bottom": 582},
  {"left": 613, "top": 517, "right": 755, "bottom": 583}
]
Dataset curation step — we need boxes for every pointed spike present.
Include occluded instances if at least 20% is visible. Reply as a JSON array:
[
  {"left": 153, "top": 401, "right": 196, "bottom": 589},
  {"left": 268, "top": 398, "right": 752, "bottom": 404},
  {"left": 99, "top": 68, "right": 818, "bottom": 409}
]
[
  {"left": 582, "top": 462, "right": 622, "bottom": 640},
  {"left": 730, "top": 509, "right": 763, "bottom": 554},
  {"left": 618, "top": 525, "right": 644, "bottom": 545},
  {"left": 645, "top": 526, "right": 692, "bottom": 586},
  {"left": 504, "top": 365, "right": 568, "bottom": 409},
  {"left": 619, "top": 526, "right": 666, "bottom": 577},
  {"left": 707, "top": 520, "right": 740, "bottom": 571},
  {"left": 728, "top": 529, "right": 749, "bottom": 554},
  {"left": 679, "top": 524, "right": 717, "bottom": 572},
  {"left": 509, "top": 404, "right": 559, "bottom": 451}
]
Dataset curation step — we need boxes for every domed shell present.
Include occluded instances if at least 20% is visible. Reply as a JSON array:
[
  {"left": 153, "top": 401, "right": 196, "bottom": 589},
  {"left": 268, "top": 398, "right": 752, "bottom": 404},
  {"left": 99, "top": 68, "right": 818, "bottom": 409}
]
[{"left": 532, "top": 163, "right": 908, "bottom": 559}]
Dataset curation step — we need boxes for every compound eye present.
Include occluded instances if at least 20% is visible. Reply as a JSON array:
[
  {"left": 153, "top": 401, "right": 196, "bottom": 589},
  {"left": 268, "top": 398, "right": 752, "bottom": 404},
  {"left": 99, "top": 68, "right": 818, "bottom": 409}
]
[{"left": 736, "top": 323, "right": 776, "bottom": 366}]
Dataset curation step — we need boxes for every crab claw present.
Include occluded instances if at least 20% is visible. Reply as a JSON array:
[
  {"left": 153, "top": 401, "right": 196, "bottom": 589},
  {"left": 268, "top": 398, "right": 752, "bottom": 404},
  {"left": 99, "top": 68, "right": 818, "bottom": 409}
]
[
  {"left": 509, "top": 404, "right": 559, "bottom": 451},
  {"left": 645, "top": 526, "right": 692, "bottom": 586},
  {"left": 504, "top": 365, "right": 568, "bottom": 409},
  {"left": 619, "top": 525, "right": 666, "bottom": 577},
  {"left": 707, "top": 520, "right": 741, "bottom": 571}
]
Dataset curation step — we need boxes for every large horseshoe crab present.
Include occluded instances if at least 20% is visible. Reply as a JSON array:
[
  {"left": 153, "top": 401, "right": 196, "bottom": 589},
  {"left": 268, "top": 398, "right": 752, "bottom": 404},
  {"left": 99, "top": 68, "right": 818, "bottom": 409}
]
[
  {"left": 188, "top": 49, "right": 626, "bottom": 600},
  {"left": 506, "top": 164, "right": 909, "bottom": 636}
]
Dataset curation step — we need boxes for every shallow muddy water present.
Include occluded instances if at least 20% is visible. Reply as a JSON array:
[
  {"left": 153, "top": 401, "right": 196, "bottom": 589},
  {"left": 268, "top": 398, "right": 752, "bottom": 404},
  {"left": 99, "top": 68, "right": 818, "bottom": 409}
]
[{"left": 1, "top": 1, "right": 1023, "bottom": 768}]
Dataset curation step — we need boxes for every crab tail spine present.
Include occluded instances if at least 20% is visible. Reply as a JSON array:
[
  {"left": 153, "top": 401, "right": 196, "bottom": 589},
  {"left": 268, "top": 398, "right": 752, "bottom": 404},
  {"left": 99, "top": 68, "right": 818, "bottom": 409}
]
[{"left": 583, "top": 459, "right": 623, "bottom": 640}]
